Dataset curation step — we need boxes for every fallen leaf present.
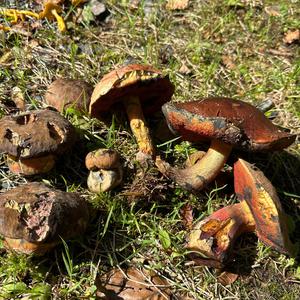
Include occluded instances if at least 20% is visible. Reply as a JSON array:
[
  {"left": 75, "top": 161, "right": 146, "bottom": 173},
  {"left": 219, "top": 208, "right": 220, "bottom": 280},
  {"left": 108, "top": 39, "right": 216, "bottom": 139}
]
[
  {"left": 179, "top": 62, "right": 191, "bottom": 75},
  {"left": 166, "top": 0, "right": 189, "bottom": 10},
  {"left": 180, "top": 203, "right": 193, "bottom": 229},
  {"left": 11, "top": 87, "right": 25, "bottom": 110},
  {"left": 217, "top": 271, "right": 239, "bottom": 285},
  {"left": 283, "top": 29, "right": 300, "bottom": 44},
  {"left": 96, "top": 267, "right": 171, "bottom": 299},
  {"left": 264, "top": 6, "right": 281, "bottom": 17},
  {"left": 222, "top": 55, "right": 236, "bottom": 70}
]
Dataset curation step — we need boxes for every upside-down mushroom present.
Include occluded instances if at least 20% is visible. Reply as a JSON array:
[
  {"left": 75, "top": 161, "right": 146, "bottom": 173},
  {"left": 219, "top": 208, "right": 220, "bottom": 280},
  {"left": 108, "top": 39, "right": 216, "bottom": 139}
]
[
  {"left": 89, "top": 64, "right": 174, "bottom": 162},
  {"left": 186, "top": 158, "right": 294, "bottom": 268},
  {"left": 0, "top": 109, "right": 76, "bottom": 176},
  {"left": 156, "top": 97, "right": 296, "bottom": 192},
  {"left": 45, "top": 78, "right": 93, "bottom": 113},
  {"left": 0, "top": 182, "right": 89, "bottom": 255},
  {"left": 85, "top": 148, "right": 123, "bottom": 193}
]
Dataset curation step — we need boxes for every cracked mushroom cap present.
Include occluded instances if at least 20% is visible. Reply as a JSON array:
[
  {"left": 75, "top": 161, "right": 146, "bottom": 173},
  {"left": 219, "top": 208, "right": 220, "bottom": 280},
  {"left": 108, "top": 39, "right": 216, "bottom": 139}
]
[
  {"left": 89, "top": 64, "right": 175, "bottom": 119},
  {"left": 0, "top": 182, "right": 89, "bottom": 254},
  {"left": 234, "top": 158, "right": 294, "bottom": 255},
  {"left": 162, "top": 97, "right": 296, "bottom": 152},
  {"left": 0, "top": 109, "right": 76, "bottom": 159},
  {"left": 96, "top": 267, "right": 171, "bottom": 300},
  {"left": 45, "top": 78, "right": 93, "bottom": 113},
  {"left": 85, "top": 148, "right": 120, "bottom": 171}
]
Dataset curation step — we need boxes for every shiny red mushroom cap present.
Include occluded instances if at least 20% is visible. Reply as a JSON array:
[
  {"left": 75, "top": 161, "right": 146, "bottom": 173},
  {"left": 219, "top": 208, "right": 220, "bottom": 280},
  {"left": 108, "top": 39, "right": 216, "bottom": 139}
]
[
  {"left": 162, "top": 97, "right": 296, "bottom": 151},
  {"left": 89, "top": 64, "right": 174, "bottom": 118},
  {"left": 234, "top": 158, "right": 294, "bottom": 255}
]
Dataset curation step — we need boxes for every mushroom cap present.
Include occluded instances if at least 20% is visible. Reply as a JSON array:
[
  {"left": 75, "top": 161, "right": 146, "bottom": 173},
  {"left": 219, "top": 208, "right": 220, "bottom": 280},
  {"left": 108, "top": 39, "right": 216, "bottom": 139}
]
[
  {"left": 85, "top": 148, "right": 120, "bottom": 170},
  {"left": 234, "top": 158, "right": 294, "bottom": 255},
  {"left": 162, "top": 97, "right": 296, "bottom": 151},
  {"left": 0, "top": 182, "right": 89, "bottom": 245},
  {"left": 0, "top": 109, "right": 76, "bottom": 159},
  {"left": 45, "top": 78, "right": 93, "bottom": 113},
  {"left": 89, "top": 64, "right": 174, "bottom": 119},
  {"left": 96, "top": 267, "right": 170, "bottom": 299},
  {"left": 39, "top": 1, "right": 62, "bottom": 20}
]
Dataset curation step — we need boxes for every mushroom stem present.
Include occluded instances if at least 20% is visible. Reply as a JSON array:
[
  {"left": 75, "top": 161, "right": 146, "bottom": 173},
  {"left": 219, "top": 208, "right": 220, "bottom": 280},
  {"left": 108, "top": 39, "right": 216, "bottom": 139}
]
[
  {"left": 124, "top": 96, "right": 155, "bottom": 160},
  {"left": 186, "top": 201, "right": 255, "bottom": 267},
  {"left": 49, "top": 9, "right": 66, "bottom": 32},
  {"left": 156, "top": 139, "right": 232, "bottom": 192},
  {"left": 7, "top": 154, "right": 56, "bottom": 176}
]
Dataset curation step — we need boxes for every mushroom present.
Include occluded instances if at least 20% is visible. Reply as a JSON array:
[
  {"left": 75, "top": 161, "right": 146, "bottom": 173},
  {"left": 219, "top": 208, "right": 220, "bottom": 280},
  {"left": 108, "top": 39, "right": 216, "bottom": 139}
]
[
  {"left": 0, "top": 182, "right": 89, "bottom": 255},
  {"left": 0, "top": 109, "right": 76, "bottom": 176},
  {"left": 186, "top": 158, "right": 294, "bottom": 268},
  {"left": 156, "top": 97, "right": 296, "bottom": 192},
  {"left": 45, "top": 78, "right": 93, "bottom": 113},
  {"left": 96, "top": 267, "right": 171, "bottom": 299},
  {"left": 85, "top": 148, "right": 123, "bottom": 193},
  {"left": 89, "top": 64, "right": 174, "bottom": 162}
]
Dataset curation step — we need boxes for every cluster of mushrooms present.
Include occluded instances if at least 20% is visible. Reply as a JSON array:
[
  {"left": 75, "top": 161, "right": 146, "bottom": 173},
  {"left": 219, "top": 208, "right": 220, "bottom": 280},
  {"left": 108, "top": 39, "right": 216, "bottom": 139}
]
[{"left": 0, "top": 63, "right": 297, "bottom": 296}]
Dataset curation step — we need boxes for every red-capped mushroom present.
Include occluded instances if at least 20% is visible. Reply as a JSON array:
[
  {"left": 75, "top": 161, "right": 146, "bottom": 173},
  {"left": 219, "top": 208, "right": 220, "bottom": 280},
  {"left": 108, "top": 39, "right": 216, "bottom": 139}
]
[
  {"left": 156, "top": 97, "right": 296, "bottom": 192},
  {"left": 186, "top": 158, "right": 294, "bottom": 268},
  {"left": 89, "top": 64, "right": 174, "bottom": 162}
]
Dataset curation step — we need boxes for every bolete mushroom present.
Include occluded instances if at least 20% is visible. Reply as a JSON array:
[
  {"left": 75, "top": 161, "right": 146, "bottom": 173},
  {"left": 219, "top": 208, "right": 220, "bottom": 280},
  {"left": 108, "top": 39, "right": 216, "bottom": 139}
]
[
  {"left": 45, "top": 78, "right": 93, "bottom": 113},
  {"left": 96, "top": 267, "right": 171, "bottom": 299},
  {"left": 156, "top": 97, "right": 296, "bottom": 192},
  {"left": 0, "top": 109, "right": 76, "bottom": 176},
  {"left": 89, "top": 64, "right": 174, "bottom": 162},
  {"left": 186, "top": 158, "right": 294, "bottom": 268},
  {"left": 0, "top": 182, "right": 89, "bottom": 255},
  {"left": 85, "top": 148, "right": 123, "bottom": 193}
]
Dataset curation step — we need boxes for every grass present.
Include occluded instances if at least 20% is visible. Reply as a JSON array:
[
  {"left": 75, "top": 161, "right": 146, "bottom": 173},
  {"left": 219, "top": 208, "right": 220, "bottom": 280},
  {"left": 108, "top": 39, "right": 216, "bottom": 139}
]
[{"left": 0, "top": 0, "right": 300, "bottom": 299}]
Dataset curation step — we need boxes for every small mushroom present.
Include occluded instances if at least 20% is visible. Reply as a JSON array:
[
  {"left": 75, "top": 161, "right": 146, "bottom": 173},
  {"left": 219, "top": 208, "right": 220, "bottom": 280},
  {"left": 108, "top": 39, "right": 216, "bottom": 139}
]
[
  {"left": 85, "top": 148, "right": 123, "bottom": 193},
  {"left": 0, "top": 109, "right": 76, "bottom": 176},
  {"left": 96, "top": 267, "right": 171, "bottom": 299},
  {"left": 156, "top": 97, "right": 296, "bottom": 192},
  {"left": 45, "top": 78, "right": 93, "bottom": 113},
  {"left": 89, "top": 64, "right": 174, "bottom": 162},
  {"left": 186, "top": 158, "right": 294, "bottom": 268},
  {"left": 0, "top": 182, "right": 89, "bottom": 255}
]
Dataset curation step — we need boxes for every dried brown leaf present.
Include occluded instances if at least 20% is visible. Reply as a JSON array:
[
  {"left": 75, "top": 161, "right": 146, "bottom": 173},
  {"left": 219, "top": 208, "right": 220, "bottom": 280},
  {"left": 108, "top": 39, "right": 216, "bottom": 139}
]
[
  {"left": 283, "top": 29, "right": 300, "bottom": 44},
  {"left": 166, "top": 0, "right": 189, "bottom": 11},
  {"left": 11, "top": 87, "right": 25, "bottom": 111},
  {"left": 264, "top": 6, "right": 281, "bottom": 17},
  {"left": 217, "top": 271, "right": 239, "bottom": 285},
  {"left": 178, "top": 63, "right": 191, "bottom": 75},
  {"left": 180, "top": 203, "right": 193, "bottom": 229},
  {"left": 222, "top": 55, "right": 236, "bottom": 70}
]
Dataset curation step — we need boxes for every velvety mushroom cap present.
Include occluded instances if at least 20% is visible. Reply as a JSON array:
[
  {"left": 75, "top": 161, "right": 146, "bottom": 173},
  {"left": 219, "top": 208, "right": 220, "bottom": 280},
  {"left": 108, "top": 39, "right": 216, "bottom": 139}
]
[
  {"left": 0, "top": 182, "right": 89, "bottom": 245},
  {"left": 0, "top": 109, "right": 76, "bottom": 159},
  {"left": 45, "top": 78, "right": 93, "bottom": 113},
  {"left": 96, "top": 267, "right": 171, "bottom": 299},
  {"left": 89, "top": 64, "right": 175, "bottom": 118},
  {"left": 163, "top": 97, "right": 296, "bottom": 151},
  {"left": 234, "top": 158, "right": 294, "bottom": 255},
  {"left": 85, "top": 149, "right": 120, "bottom": 171}
]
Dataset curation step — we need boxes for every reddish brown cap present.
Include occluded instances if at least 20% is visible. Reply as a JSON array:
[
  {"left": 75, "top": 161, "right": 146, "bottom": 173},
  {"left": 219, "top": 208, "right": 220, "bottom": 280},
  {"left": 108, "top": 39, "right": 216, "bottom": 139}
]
[
  {"left": 85, "top": 148, "right": 120, "bottom": 171},
  {"left": 89, "top": 64, "right": 174, "bottom": 118},
  {"left": 0, "top": 182, "right": 89, "bottom": 246},
  {"left": 0, "top": 109, "right": 76, "bottom": 158},
  {"left": 45, "top": 78, "right": 93, "bottom": 113},
  {"left": 162, "top": 98, "right": 296, "bottom": 151},
  {"left": 234, "top": 158, "right": 294, "bottom": 255}
]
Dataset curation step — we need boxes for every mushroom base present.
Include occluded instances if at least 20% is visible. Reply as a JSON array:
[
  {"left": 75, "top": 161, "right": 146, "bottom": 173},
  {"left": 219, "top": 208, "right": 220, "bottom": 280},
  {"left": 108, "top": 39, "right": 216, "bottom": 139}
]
[
  {"left": 186, "top": 201, "right": 255, "bottom": 267},
  {"left": 7, "top": 154, "right": 56, "bottom": 176}
]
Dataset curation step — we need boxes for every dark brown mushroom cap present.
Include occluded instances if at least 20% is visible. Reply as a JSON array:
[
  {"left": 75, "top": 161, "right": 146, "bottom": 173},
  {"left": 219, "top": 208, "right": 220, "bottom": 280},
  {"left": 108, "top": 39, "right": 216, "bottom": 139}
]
[
  {"left": 85, "top": 148, "right": 120, "bottom": 170},
  {"left": 45, "top": 78, "right": 93, "bottom": 113},
  {"left": 163, "top": 97, "right": 296, "bottom": 151},
  {"left": 0, "top": 109, "right": 76, "bottom": 158},
  {"left": 0, "top": 182, "right": 89, "bottom": 244},
  {"left": 96, "top": 267, "right": 171, "bottom": 299},
  {"left": 89, "top": 64, "right": 174, "bottom": 119},
  {"left": 234, "top": 158, "right": 294, "bottom": 255}
]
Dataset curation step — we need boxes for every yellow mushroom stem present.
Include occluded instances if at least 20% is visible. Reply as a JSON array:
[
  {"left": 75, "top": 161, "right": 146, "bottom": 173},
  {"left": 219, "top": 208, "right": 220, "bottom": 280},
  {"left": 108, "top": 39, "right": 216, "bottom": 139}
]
[
  {"left": 7, "top": 154, "right": 56, "bottom": 176},
  {"left": 186, "top": 201, "right": 255, "bottom": 267},
  {"left": 48, "top": 8, "right": 66, "bottom": 32},
  {"left": 124, "top": 96, "right": 155, "bottom": 160},
  {"left": 156, "top": 139, "right": 232, "bottom": 192},
  {"left": 0, "top": 8, "right": 39, "bottom": 24}
]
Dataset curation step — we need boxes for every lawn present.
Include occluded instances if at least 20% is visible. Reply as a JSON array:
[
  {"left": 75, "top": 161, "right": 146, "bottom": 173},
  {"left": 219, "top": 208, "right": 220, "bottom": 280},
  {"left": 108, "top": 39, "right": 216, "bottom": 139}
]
[{"left": 0, "top": 0, "right": 299, "bottom": 299}]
